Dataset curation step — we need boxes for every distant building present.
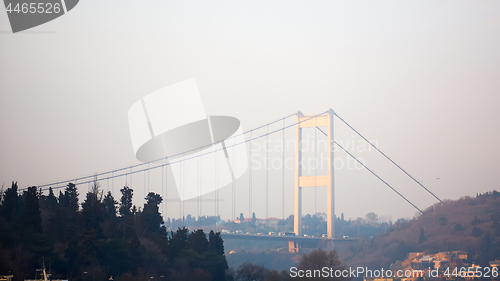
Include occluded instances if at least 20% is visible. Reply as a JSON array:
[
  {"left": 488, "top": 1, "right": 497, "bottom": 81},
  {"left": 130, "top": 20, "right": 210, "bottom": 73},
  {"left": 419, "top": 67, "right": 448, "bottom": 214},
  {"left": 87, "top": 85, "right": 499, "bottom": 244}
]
[
  {"left": 264, "top": 217, "right": 281, "bottom": 226},
  {"left": 234, "top": 217, "right": 281, "bottom": 225},
  {"left": 0, "top": 276, "right": 13, "bottom": 281},
  {"left": 433, "top": 259, "right": 449, "bottom": 270},
  {"left": 407, "top": 252, "right": 425, "bottom": 260},
  {"left": 490, "top": 259, "right": 500, "bottom": 267}
]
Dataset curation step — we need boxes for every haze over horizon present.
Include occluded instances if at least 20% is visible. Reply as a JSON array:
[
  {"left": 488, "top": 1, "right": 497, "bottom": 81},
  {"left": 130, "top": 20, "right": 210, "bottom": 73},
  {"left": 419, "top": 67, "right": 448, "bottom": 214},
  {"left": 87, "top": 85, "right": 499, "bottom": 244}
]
[{"left": 1, "top": 1, "right": 499, "bottom": 221}]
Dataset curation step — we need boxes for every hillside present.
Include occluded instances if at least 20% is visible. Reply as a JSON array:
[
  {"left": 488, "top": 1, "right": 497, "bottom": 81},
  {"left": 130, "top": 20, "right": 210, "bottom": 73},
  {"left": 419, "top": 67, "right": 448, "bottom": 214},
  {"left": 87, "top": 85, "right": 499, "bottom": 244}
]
[{"left": 341, "top": 191, "right": 500, "bottom": 269}]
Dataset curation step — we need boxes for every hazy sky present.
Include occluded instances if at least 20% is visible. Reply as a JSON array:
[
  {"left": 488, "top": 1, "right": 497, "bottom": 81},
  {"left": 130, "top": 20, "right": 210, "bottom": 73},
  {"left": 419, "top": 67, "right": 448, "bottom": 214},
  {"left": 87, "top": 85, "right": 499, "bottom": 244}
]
[{"left": 1, "top": 1, "right": 499, "bottom": 222}]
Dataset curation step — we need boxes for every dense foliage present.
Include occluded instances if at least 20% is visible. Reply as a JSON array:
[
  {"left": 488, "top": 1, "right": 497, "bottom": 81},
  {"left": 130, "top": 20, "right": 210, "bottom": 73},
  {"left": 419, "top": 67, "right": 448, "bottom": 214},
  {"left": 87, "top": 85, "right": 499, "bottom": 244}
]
[
  {"left": 0, "top": 181, "right": 228, "bottom": 281},
  {"left": 342, "top": 191, "right": 500, "bottom": 269},
  {"left": 232, "top": 249, "right": 346, "bottom": 281}
]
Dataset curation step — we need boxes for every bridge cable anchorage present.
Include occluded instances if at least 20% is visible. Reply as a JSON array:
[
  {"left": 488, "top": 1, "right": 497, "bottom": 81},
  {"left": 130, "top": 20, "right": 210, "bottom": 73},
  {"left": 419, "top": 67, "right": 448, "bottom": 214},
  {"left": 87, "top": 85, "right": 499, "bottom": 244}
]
[
  {"left": 316, "top": 127, "right": 423, "bottom": 213},
  {"left": 333, "top": 113, "right": 442, "bottom": 203},
  {"left": 28, "top": 111, "right": 326, "bottom": 193}
]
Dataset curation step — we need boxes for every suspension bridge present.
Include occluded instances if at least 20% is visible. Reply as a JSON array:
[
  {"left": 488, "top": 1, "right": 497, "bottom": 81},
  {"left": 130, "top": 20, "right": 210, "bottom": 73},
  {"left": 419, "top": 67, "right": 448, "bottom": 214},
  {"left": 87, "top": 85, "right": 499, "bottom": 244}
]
[{"left": 24, "top": 109, "right": 441, "bottom": 252}]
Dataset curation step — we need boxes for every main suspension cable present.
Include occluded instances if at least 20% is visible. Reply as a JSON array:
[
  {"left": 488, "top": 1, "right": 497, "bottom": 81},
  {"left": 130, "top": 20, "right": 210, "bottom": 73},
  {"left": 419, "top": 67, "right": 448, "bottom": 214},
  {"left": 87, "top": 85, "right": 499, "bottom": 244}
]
[
  {"left": 30, "top": 111, "right": 328, "bottom": 192},
  {"left": 316, "top": 127, "right": 422, "bottom": 213},
  {"left": 26, "top": 112, "right": 298, "bottom": 191},
  {"left": 334, "top": 112, "right": 441, "bottom": 202}
]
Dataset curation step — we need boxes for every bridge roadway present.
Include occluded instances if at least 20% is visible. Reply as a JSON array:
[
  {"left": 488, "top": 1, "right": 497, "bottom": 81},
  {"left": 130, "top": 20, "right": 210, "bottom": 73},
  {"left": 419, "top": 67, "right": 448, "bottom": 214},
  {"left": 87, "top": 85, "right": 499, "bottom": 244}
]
[
  {"left": 220, "top": 233, "right": 354, "bottom": 242},
  {"left": 219, "top": 233, "right": 357, "bottom": 252}
]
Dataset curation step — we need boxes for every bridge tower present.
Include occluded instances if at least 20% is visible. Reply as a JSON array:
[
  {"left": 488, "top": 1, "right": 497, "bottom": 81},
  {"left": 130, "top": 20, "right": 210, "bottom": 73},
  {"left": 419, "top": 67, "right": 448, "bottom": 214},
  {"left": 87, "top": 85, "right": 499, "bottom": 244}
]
[{"left": 294, "top": 109, "right": 335, "bottom": 238}]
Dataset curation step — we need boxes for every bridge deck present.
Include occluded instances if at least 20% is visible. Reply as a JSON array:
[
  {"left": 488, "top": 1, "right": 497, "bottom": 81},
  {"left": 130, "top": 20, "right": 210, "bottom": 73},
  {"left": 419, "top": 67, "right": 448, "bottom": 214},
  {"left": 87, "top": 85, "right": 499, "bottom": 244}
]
[{"left": 220, "top": 233, "right": 355, "bottom": 242}]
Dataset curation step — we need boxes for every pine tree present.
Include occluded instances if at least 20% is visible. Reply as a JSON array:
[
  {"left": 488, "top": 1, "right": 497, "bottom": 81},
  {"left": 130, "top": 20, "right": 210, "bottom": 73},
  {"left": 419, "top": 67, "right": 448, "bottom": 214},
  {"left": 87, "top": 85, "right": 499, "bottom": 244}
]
[
  {"left": 103, "top": 191, "right": 117, "bottom": 219},
  {"left": 61, "top": 183, "right": 79, "bottom": 216},
  {"left": 41, "top": 187, "right": 58, "bottom": 211},
  {"left": 189, "top": 229, "right": 209, "bottom": 254},
  {"left": 0, "top": 182, "right": 22, "bottom": 225},
  {"left": 208, "top": 230, "right": 225, "bottom": 256},
  {"left": 81, "top": 179, "right": 104, "bottom": 232},
  {"left": 418, "top": 227, "right": 426, "bottom": 244},
  {"left": 140, "top": 192, "right": 163, "bottom": 235},
  {"left": 119, "top": 186, "right": 133, "bottom": 218},
  {"left": 22, "top": 186, "right": 42, "bottom": 233}
]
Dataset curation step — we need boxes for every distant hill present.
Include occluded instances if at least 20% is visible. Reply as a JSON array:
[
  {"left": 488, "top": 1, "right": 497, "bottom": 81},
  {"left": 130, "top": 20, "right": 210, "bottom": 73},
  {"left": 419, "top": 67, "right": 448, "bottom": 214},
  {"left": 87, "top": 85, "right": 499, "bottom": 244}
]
[{"left": 341, "top": 191, "right": 500, "bottom": 269}]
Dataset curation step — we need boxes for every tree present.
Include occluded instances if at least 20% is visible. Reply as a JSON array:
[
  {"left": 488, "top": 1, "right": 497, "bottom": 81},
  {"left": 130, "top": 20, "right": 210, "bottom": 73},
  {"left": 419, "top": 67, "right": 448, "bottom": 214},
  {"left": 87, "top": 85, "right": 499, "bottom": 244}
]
[
  {"left": 22, "top": 186, "right": 42, "bottom": 233},
  {"left": 471, "top": 226, "right": 483, "bottom": 237},
  {"left": 418, "top": 228, "right": 426, "bottom": 244},
  {"left": 102, "top": 192, "right": 119, "bottom": 239},
  {"left": 477, "top": 232, "right": 492, "bottom": 267},
  {"left": 60, "top": 182, "right": 79, "bottom": 216},
  {"left": 265, "top": 270, "right": 292, "bottom": 281},
  {"left": 189, "top": 229, "right": 208, "bottom": 254},
  {"left": 145, "top": 192, "right": 162, "bottom": 206},
  {"left": 207, "top": 230, "right": 228, "bottom": 281},
  {"left": 297, "top": 249, "right": 345, "bottom": 280},
  {"left": 41, "top": 187, "right": 58, "bottom": 211},
  {"left": 439, "top": 216, "right": 447, "bottom": 226},
  {"left": 119, "top": 186, "right": 133, "bottom": 218},
  {"left": 81, "top": 179, "right": 104, "bottom": 231},
  {"left": 235, "top": 263, "right": 269, "bottom": 281},
  {"left": 239, "top": 213, "right": 244, "bottom": 222},
  {"left": 365, "top": 212, "right": 379, "bottom": 226},
  {"left": 140, "top": 192, "right": 163, "bottom": 234},
  {"left": 252, "top": 212, "right": 257, "bottom": 224},
  {"left": 208, "top": 230, "right": 225, "bottom": 255},
  {"left": 168, "top": 227, "right": 189, "bottom": 258},
  {"left": 1, "top": 180, "right": 233, "bottom": 281},
  {"left": 103, "top": 191, "right": 117, "bottom": 219},
  {"left": 52, "top": 183, "right": 80, "bottom": 242},
  {"left": 491, "top": 209, "right": 500, "bottom": 237},
  {"left": 0, "top": 182, "right": 22, "bottom": 224}
]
